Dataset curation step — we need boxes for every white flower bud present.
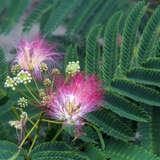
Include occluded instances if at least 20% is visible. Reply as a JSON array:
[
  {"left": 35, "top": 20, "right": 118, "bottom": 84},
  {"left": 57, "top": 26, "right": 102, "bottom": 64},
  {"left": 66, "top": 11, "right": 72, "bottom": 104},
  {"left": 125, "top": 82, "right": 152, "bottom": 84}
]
[
  {"left": 18, "top": 97, "right": 28, "bottom": 108},
  {"left": 4, "top": 76, "right": 17, "bottom": 90}
]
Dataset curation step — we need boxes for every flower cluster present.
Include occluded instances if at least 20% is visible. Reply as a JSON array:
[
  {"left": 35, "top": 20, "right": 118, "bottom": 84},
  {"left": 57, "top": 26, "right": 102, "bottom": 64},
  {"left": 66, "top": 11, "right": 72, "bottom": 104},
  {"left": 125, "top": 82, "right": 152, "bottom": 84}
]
[
  {"left": 12, "top": 35, "right": 62, "bottom": 79},
  {"left": 4, "top": 70, "right": 32, "bottom": 90},
  {"left": 45, "top": 72, "right": 104, "bottom": 126},
  {"left": 7, "top": 35, "right": 104, "bottom": 140}
]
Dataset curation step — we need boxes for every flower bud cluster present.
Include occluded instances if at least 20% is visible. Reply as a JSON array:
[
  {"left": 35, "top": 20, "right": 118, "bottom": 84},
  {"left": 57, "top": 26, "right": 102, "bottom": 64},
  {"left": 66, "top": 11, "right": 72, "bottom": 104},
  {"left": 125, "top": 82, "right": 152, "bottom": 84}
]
[
  {"left": 4, "top": 76, "right": 17, "bottom": 90},
  {"left": 4, "top": 70, "right": 32, "bottom": 90},
  {"left": 16, "top": 70, "right": 32, "bottom": 84},
  {"left": 66, "top": 61, "right": 80, "bottom": 76},
  {"left": 18, "top": 97, "right": 28, "bottom": 108}
]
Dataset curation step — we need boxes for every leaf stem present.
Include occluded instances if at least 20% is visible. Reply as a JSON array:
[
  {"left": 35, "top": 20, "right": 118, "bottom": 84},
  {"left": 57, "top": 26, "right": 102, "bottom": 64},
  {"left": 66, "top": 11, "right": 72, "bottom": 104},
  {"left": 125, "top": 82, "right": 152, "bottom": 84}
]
[
  {"left": 15, "top": 88, "right": 35, "bottom": 102},
  {"left": 25, "top": 84, "right": 40, "bottom": 103},
  {"left": 85, "top": 122, "right": 105, "bottom": 151},
  {"left": 18, "top": 118, "right": 40, "bottom": 149},
  {"left": 27, "top": 113, "right": 43, "bottom": 158},
  {"left": 51, "top": 127, "right": 63, "bottom": 142},
  {"left": 41, "top": 119, "right": 64, "bottom": 124},
  {"left": 31, "top": 71, "right": 40, "bottom": 91}
]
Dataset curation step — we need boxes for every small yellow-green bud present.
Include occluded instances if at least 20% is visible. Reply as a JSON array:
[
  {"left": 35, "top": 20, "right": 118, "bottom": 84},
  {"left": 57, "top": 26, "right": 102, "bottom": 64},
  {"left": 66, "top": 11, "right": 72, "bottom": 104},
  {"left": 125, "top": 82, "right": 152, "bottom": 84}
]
[
  {"left": 52, "top": 68, "right": 60, "bottom": 75},
  {"left": 39, "top": 89, "right": 46, "bottom": 98},
  {"left": 66, "top": 61, "right": 80, "bottom": 76},
  {"left": 39, "top": 63, "right": 48, "bottom": 72},
  {"left": 43, "top": 78, "right": 51, "bottom": 86},
  {"left": 11, "top": 64, "right": 21, "bottom": 75}
]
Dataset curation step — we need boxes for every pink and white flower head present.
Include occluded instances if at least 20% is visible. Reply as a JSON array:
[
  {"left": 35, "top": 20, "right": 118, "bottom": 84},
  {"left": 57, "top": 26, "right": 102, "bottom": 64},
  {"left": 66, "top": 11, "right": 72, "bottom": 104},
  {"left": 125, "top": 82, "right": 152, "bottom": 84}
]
[
  {"left": 12, "top": 35, "right": 62, "bottom": 79},
  {"left": 45, "top": 72, "right": 104, "bottom": 129}
]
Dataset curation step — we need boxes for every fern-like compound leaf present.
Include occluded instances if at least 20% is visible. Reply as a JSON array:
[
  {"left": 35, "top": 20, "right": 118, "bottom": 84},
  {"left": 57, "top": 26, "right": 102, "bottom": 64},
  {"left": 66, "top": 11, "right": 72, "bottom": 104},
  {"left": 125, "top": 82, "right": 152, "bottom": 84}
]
[
  {"left": 137, "top": 6, "right": 160, "bottom": 65},
  {"left": 119, "top": 1, "right": 146, "bottom": 73},
  {"left": 0, "top": 0, "right": 30, "bottom": 34},
  {"left": 110, "top": 78, "right": 160, "bottom": 106},
  {"left": 142, "top": 58, "right": 160, "bottom": 70},
  {"left": 0, "top": 141, "right": 23, "bottom": 159},
  {"left": 85, "top": 24, "right": 101, "bottom": 74},
  {"left": 64, "top": 45, "right": 79, "bottom": 69},
  {"left": 44, "top": 0, "right": 79, "bottom": 34},
  {"left": 23, "top": 0, "right": 55, "bottom": 32},
  {"left": 67, "top": 0, "right": 99, "bottom": 37},
  {"left": 105, "top": 139, "right": 160, "bottom": 160},
  {"left": 126, "top": 67, "right": 160, "bottom": 87},
  {"left": 102, "top": 11, "right": 122, "bottom": 84},
  {"left": 103, "top": 91, "right": 151, "bottom": 122},
  {"left": 31, "top": 141, "right": 86, "bottom": 160},
  {"left": 86, "top": 110, "right": 134, "bottom": 141}
]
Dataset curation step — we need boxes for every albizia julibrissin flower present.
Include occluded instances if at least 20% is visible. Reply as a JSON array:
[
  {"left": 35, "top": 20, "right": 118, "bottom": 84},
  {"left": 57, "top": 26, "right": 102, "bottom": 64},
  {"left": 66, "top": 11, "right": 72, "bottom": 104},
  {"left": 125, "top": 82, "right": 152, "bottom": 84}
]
[
  {"left": 45, "top": 72, "right": 104, "bottom": 129},
  {"left": 12, "top": 35, "right": 62, "bottom": 79}
]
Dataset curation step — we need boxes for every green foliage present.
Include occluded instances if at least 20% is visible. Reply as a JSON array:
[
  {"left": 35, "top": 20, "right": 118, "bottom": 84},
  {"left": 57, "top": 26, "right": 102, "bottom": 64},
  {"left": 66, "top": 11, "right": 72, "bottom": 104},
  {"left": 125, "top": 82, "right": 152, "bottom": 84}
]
[
  {"left": 64, "top": 45, "right": 79, "bottom": 69},
  {"left": 0, "top": 0, "right": 131, "bottom": 40},
  {"left": 67, "top": 0, "right": 102, "bottom": 37},
  {"left": 63, "top": 125, "right": 98, "bottom": 144},
  {"left": 0, "top": 141, "right": 23, "bottom": 159},
  {"left": 86, "top": 110, "right": 134, "bottom": 141},
  {"left": 105, "top": 139, "right": 160, "bottom": 160},
  {"left": 137, "top": 6, "right": 160, "bottom": 65},
  {"left": 43, "top": 0, "right": 79, "bottom": 34},
  {"left": 103, "top": 90, "right": 151, "bottom": 122},
  {"left": 0, "top": 0, "right": 30, "bottom": 34},
  {"left": 31, "top": 142, "right": 87, "bottom": 160},
  {"left": 102, "top": 11, "right": 122, "bottom": 84},
  {"left": 142, "top": 58, "right": 160, "bottom": 69},
  {"left": 0, "top": 0, "right": 9, "bottom": 14},
  {"left": 126, "top": 67, "right": 160, "bottom": 87},
  {"left": 152, "top": 40, "right": 160, "bottom": 57},
  {"left": 23, "top": 0, "right": 55, "bottom": 32},
  {"left": 139, "top": 106, "right": 160, "bottom": 156},
  {"left": 83, "top": 144, "right": 106, "bottom": 160},
  {"left": 119, "top": 1, "right": 146, "bottom": 73},
  {"left": 0, "top": 47, "right": 8, "bottom": 88},
  {"left": 85, "top": 25, "right": 101, "bottom": 74},
  {"left": 110, "top": 78, "right": 160, "bottom": 106}
]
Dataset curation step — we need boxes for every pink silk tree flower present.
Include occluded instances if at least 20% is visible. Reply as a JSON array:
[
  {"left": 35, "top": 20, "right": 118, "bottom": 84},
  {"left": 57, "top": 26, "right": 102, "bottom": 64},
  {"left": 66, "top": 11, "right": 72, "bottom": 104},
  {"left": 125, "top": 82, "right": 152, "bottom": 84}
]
[
  {"left": 45, "top": 72, "right": 104, "bottom": 129},
  {"left": 12, "top": 35, "right": 62, "bottom": 79}
]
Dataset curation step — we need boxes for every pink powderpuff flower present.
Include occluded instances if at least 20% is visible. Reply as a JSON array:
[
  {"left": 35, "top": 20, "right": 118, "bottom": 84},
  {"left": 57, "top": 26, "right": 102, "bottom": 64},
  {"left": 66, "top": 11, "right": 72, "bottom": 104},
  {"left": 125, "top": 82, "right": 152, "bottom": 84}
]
[
  {"left": 45, "top": 72, "right": 104, "bottom": 137},
  {"left": 12, "top": 35, "right": 62, "bottom": 79}
]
